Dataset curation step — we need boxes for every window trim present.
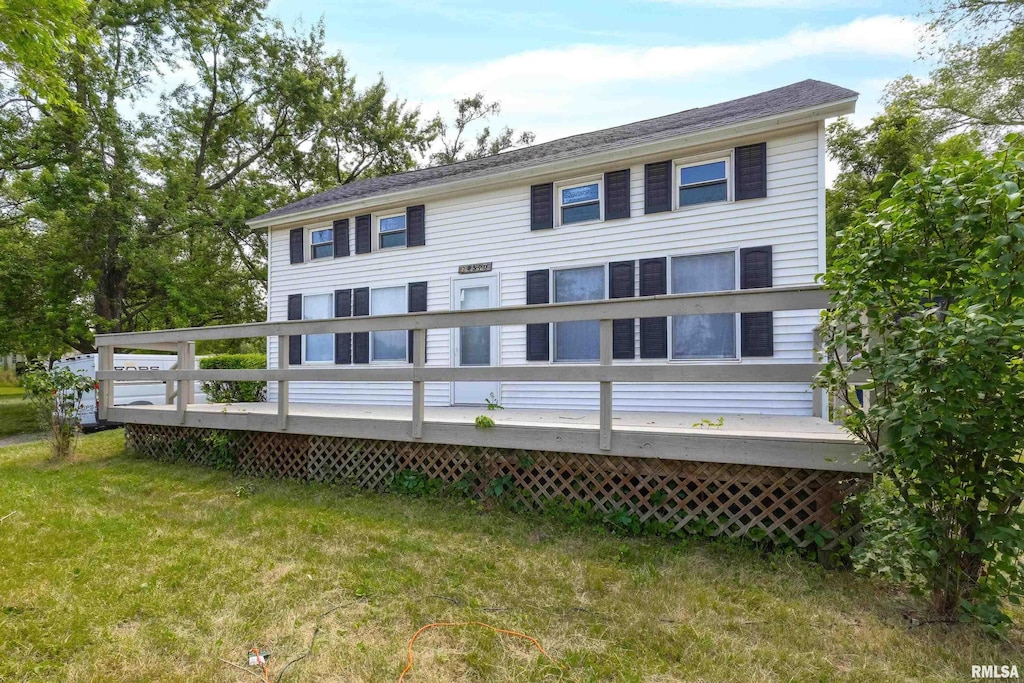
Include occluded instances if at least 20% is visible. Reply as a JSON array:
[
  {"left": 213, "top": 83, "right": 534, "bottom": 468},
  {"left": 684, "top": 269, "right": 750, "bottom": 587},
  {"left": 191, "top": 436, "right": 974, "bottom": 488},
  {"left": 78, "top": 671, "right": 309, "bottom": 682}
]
[
  {"left": 673, "top": 152, "right": 733, "bottom": 211},
  {"left": 309, "top": 226, "right": 334, "bottom": 260},
  {"left": 667, "top": 248, "right": 742, "bottom": 363},
  {"left": 301, "top": 291, "right": 335, "bottom": 365},
  {"left": 376, "top": 212, "right": 408, "bottom": 251},
  {"left": 555, "top": 176, "right": 603, "bottom": 227},
  {"left": 550, "top": 263, "right": 608, "bottom": 363},
  {"left": 369, "top": 283, "right": 409, "bottom": 364}
]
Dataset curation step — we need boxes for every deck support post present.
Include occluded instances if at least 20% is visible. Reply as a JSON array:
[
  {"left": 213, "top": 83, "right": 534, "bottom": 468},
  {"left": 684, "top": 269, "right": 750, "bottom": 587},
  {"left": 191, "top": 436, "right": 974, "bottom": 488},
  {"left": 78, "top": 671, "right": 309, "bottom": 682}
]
[
  {"left": 97, "top": 345, "right": 113, "bottom": 420},
  {"left": 278, "top": 335, "right": 289, "bottom": 430},
  {"left": 175, "top": 342, "right": 193, "bottom": 424},
  {"left": 411, "top": 328, "right": 426, "bottom": 439},
  {"left": 599, "top": 319, "right": 613, "bottom": 451}
]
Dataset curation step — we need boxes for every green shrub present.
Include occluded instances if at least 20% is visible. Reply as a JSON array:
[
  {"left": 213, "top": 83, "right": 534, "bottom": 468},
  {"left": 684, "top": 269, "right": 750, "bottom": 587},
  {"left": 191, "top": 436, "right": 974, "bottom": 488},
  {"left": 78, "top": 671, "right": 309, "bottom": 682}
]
[
  {"left": 817, "top": 135, "right": 1024, "bottom": 632},
  {"left": 21, "top": 365, "right": 95, "bottom": 459},
  {"left": 199, "top": 354, "right": 266, "bottom": 403}
]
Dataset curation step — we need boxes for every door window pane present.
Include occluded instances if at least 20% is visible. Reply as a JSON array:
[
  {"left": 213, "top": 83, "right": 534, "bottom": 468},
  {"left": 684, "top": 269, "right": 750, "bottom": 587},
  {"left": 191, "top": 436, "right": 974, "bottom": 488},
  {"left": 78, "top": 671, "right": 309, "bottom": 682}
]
[
  {"left": 671, "top": 252, "right": 736, "bottom": 359},
  {"left": 554, "top": 266, "right": 604, "bottom": 361},
  {"left": 459, "top": 286, "right": 491, "bottom": 366},
  {"left": 303, "top": 293, "right": 333, "bottom": 362},
  {"left": 371, "top": 286, "right": 406, "bottom": 361}
]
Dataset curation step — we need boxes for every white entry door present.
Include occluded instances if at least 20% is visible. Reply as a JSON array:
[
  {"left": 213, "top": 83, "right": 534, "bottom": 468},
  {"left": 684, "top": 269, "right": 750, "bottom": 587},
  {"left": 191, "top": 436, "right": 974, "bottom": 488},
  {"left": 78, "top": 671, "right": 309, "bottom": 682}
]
[{"left": 451, "top": 275, "right": 499, "bottom": 405}]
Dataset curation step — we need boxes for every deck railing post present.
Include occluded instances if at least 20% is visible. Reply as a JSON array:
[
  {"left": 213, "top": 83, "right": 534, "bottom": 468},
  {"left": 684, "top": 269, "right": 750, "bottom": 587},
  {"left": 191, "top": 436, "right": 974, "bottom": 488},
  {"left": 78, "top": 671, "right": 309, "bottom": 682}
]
[
  {"left": 175, "top": 341, "right": 191, "bottom": 424},
  {"left": 278, "top": 335, "right": 289, "bottom": 430},
  {"left": 411, "top": 328, "right": 426, "bottom": 439},
  {"left": 599, "top": 319, "right": 613, "bottom": 451},
  {"left": 811, "top": 326, "right": 825, "bottom": 418},
  {"left": 97, "top": 345, "right": 113, "bottom": 420}
]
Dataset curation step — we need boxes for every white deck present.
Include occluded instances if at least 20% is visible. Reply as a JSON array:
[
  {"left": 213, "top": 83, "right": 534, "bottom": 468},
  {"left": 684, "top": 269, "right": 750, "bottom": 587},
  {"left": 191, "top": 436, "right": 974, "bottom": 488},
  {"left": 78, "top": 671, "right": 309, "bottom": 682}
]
[{"left": 109, "top": 402, "right": 868, "bottom": 473}]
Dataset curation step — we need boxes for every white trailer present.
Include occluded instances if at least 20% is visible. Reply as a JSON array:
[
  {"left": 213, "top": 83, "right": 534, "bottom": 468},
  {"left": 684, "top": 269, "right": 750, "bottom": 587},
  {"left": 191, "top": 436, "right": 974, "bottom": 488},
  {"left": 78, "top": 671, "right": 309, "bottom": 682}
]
[{"left": 53, "top": 354, "right": 206, "bottom": 431}]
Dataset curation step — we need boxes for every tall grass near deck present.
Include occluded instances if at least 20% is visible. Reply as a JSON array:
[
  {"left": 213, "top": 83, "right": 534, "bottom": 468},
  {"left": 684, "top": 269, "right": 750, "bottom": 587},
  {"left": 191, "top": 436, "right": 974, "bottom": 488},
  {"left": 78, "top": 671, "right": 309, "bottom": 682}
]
[{"left": 0, "top": 430, "right": 1020, "bottom": 681}]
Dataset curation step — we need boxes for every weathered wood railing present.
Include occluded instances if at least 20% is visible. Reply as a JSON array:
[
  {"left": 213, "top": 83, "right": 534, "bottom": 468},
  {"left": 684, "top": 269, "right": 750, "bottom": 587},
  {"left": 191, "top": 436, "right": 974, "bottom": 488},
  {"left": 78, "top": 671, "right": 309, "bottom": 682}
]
[{"left": 96, "top": 284, "right": 834, "bottom": 447}]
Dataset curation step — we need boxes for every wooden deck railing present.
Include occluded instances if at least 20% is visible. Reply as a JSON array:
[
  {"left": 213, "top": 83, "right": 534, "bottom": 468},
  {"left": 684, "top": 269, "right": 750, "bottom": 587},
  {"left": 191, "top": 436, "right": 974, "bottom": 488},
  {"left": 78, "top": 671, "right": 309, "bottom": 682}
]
[{"left": 95, "top": 284, "right": 834, "bottom": 447}]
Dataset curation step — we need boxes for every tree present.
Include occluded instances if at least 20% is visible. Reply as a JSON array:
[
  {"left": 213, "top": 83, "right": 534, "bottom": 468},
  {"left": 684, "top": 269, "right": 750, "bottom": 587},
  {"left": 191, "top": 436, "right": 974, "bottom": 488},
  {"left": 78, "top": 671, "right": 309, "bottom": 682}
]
[
  {"left": 826, "top": 93, "right": 980, "bottom": 262},
  {"left": 430, "top": 93, "right": 534, "bottom": 166},
  {"left": 0, "top": 0, "right": 88, "bottom": 108},
  {"left": 0, "top": 2, "right": 439, "bottom": 356},
  {"left": 817, "top": 136, "right": 1024, "bottom": 631},
  {"left": 898, "top": 0, "right": 1024, "bottom": 136}
]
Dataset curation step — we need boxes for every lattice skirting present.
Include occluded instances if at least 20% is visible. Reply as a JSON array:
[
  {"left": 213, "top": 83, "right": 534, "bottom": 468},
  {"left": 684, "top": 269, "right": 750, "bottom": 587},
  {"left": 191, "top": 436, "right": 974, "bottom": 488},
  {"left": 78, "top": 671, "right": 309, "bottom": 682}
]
[{"left": 125, "top": 424, "right": 865, "bottom": 548}]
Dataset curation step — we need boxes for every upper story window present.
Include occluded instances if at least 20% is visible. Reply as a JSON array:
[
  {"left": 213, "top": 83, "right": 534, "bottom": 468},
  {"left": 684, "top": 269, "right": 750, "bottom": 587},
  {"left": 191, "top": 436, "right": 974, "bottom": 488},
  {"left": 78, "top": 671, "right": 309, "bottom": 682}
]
[
  {"left": 310, "top": 228, "right": 334, "bottom": 259},
  {"left": 677, "top": 158, "right": 729, "bottom": 208},
  {"left": 670, "top": 251, "right": 737, "bottom": 360},
  {"left": 559, "top": 181, "right": 601, "bottom": 225},
  {"left": 553, "top": 265, "right": 605, "bottom": 362},
  {"left": 303, "top": 293, "right": 334, "bottom": 363},
  {"left": 379, "top": 214, "right": 407, "bottom": 249},
  {"left": 370, "top": 285, "right": 407, "bottom": 362}
]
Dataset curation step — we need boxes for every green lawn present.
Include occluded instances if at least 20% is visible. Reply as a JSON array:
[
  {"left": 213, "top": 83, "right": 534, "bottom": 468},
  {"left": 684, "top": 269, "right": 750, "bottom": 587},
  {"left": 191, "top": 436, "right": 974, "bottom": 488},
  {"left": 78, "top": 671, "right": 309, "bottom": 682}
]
[
  {"left": 0, "top": 385, "right": 40, "bottom": 437},
  {"left": 1, "top": 431, "right": 1021, "bottom": 682}
]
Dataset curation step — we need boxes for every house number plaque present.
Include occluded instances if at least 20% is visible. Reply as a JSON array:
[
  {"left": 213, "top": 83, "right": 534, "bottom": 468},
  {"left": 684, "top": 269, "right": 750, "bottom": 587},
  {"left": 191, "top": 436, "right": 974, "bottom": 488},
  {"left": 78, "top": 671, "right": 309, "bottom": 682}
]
[{"left": 458, "top": 262, "right": 493, "bottom": 274}]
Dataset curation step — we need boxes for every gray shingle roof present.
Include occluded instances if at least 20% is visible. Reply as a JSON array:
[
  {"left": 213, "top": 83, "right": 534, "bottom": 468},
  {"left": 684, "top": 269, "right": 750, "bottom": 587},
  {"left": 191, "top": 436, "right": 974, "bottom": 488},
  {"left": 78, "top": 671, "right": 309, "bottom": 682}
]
[{"left": 251, "top": 79, "right": 856, "bottom": 224}]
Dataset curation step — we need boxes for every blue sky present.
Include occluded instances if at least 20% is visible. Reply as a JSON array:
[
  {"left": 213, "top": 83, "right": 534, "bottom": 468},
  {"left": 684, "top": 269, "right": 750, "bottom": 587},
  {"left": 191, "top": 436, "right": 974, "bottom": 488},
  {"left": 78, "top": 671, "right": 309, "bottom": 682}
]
[{"left": 266, "top": 0, "right": 931, "bottom": 177}]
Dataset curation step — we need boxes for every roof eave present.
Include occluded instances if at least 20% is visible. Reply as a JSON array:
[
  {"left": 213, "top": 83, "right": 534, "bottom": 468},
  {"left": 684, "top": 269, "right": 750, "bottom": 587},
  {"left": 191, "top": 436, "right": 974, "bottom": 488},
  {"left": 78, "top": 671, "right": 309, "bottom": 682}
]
[{"left": 247, "top": 95, "right": 856, "bottom": 230}]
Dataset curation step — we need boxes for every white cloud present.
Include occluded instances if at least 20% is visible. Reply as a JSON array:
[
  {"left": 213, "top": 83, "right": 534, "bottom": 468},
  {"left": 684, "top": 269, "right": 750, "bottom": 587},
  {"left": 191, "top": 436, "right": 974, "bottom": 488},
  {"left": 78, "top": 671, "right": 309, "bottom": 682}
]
[
  {"left": 646, "top": 0, "right": 875, "bottom": 8},
  {"left": 420, "top": 16, "right": 921, "bottom": 107}
]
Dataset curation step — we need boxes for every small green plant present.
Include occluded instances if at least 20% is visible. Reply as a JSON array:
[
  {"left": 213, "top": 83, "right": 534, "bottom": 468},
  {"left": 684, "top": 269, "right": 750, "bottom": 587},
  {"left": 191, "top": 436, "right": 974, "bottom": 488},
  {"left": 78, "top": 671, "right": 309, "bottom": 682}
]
[
  {"left": 390, "top": 469, "right": 442, "bottom": 497},
  {"left": 21, "top": 365, "right": 96, "bottom": 460},
  {"left": 691, "top": 417, "right": 725, "bottom": 429},
  {"left": 485, "top": 474, "right": 513, "bottom": 498},
  {"left": 474, "top": 415, "right": 495, "bottom": 429},
  {"left": 484, "top": 393, "right": 504, "bottom": 410},
  {"left": 205, "top": 430, "right": 237, "bottom": 470}
]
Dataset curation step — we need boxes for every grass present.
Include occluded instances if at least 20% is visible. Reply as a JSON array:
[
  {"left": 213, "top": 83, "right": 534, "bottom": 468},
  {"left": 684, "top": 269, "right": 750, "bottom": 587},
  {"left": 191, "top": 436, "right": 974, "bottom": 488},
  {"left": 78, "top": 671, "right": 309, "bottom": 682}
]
[
  {"left": 1, "top": 432, "right": 1022, "bottom": 682},
  {"left": 0, "top": 385, "right": 40, "bottom": 437}
]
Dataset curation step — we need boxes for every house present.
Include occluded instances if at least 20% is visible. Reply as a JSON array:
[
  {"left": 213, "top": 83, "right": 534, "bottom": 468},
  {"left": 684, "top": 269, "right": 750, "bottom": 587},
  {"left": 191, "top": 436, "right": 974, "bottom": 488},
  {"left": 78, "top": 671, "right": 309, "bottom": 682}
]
[
  {"left": 249, "top": 79, "right": 856, "bottom": 416},
  {"left": 97, "top": 80, "right": 867, "bottom": 548}
]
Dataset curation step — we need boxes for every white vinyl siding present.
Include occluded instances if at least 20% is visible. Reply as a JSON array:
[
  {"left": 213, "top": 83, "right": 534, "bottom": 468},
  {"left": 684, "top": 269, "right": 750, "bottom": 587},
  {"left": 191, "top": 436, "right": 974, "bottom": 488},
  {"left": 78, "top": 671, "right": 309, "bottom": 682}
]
[{"left": 266, "top": 126, "right": 823, "bottom": 415}]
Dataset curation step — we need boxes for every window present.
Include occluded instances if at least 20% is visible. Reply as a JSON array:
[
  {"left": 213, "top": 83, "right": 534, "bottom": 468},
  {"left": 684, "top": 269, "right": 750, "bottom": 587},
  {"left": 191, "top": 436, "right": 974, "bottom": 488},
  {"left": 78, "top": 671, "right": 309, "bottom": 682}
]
[
  {"left": 303, "top": 293, "right": 333, "bottom": 363},
  {"left": 310, "top": 228, "right": 333, "bottom": 259},
  {"left": 553, "top": 266, "right": 605, "bottom": 361},
  {"left": 671, "top": 252, "right": 737, "bottom": 359},
  {"left": 559, "top": 181, "right": 601, "bottom": 225},
  {"left": 371, "top": 286, "right": 406, "bottom": 361},
  {"left": 379, "top": 214, "right": 407, "bottom": 249},
  {"left": 678, "top": 159, "right": 728, "bottom": 207}
]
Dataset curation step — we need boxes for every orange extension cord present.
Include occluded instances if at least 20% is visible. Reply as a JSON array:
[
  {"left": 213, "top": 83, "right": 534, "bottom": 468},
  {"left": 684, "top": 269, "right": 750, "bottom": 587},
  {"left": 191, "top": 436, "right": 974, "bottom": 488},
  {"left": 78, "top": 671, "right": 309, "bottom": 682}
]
[
  {"left": 249, "top": 648, "right": 270, "bottom": 683},
  {"left": 398, "top": 621, "right": 571, "bottom": 682}
]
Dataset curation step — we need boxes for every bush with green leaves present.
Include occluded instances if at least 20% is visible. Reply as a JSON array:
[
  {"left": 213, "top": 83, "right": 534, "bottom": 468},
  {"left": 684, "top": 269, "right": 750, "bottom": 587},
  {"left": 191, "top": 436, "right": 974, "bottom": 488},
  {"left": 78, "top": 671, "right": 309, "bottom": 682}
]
[
  {"left": 817, "top": 135, "right": 1024, "bottom": 632},
  {"left": 21, "top": 365, "right": 96, "bottom": 459},
  {"left": 199, "top": 354, "right": 266, "bottom": 403}
]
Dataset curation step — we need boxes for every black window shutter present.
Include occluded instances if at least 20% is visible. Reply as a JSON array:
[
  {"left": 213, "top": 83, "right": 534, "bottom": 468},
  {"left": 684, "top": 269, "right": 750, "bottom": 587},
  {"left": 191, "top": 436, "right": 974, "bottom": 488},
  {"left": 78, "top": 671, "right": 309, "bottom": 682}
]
[
  {"left": 352, "top": 287, "right": 370, "bottom": 363},
  {"left": 644, "top": 161, "right": 672, "bottom": 214},
  {"left": 530, "top": 183, "right": 554, "bottom": 231},
  {"left": 354, "top": 214, "right": 371, "bottom": 254},
  {"left": 525, "top": 269, "right": 550, "bottom": 361},
  {"left": 406, "top": 205, "right": 425, "bottom": 247},
  {"left": 333, "top": 219, "right": 350, "bottom": 258},
  {"left": 740, "top": 246, "right": 773, "bottom": 356},
  {"left": 639, "top": 257, "right": 667, "bottom": 358},
  {"left": 334, "top": 289, "right": 352, "bottom": 365},
  {"left": 604, "top": 169, "right": 631, "bottom": 221},
  {"left": 289, "top": 228, "right": 304, "bottom": 264},
  {"left": 287, "top": 294, "right": 302, "bottom": 365},
  {"left": 735, "top": 143, "right": 767, "bottom": 201},
  {"left": 407, "top": 281, "right": 428, "bottom": 363},
  {"left": 609, "top": 260, "right": 635, "bottom": 359}
]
